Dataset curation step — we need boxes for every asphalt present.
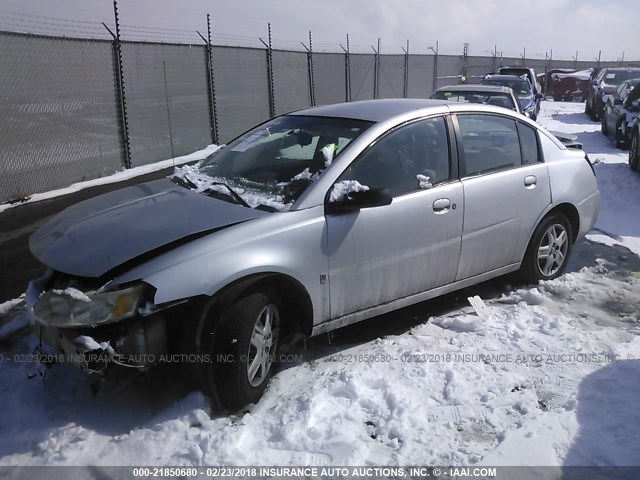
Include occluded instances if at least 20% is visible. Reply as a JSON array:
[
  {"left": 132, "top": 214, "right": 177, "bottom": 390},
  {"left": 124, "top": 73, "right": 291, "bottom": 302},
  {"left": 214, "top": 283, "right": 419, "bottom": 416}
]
[{"left": 0, "top": 165, "right": 180, "bottom": 303}]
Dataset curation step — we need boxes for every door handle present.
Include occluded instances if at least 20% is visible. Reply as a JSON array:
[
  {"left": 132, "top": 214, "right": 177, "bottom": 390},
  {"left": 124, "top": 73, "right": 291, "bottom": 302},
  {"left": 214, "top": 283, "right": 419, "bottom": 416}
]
[
  {"left": 524, "top": 175, "right": 537, "bottom": 188},
  {"left": 432, "top": 198, "right": 451, "bottom": 213}
]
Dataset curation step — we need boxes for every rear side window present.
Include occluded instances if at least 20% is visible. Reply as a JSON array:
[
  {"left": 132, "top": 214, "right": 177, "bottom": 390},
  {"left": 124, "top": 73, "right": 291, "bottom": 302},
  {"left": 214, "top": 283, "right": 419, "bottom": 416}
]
[
  {"left": 457, "top": 114, "right": 521, "bottom": 176},
  {"left": 516, "top": 122, "right": 541, "bottom": 165}
]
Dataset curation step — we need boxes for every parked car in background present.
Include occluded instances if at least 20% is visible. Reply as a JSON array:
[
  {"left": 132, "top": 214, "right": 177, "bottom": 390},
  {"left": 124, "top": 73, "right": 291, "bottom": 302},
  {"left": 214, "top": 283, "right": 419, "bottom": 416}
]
[
  {"left": 26, "top": 99, "right": 600, "bottom": 409},
  {"left": 546, "top": 69, "right": 593, "bottom": 102},
  {"left": 430, "top": 84, "right": 520, "bottom": 111},
  {"left": 629, "top": 117, "right": 640, "bottom": 172},
  {"left": 481, "top": 74, "right": 543, "bottom": 120},
  {"left": 499, "top": 66, "right": 542, "bottom": 97},
  {"left": 585, "top": 67, "right": 640, "bottom": 120},
  {"left": 432, "top": 84, "right": 583, "bottom": 149},
  {"left": 601, "top": 79, "right": 640, "bottom": 148}
]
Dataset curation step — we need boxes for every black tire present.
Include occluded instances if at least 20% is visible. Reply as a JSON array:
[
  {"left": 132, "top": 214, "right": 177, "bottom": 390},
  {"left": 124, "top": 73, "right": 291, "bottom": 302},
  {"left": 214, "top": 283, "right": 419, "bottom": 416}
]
[
  {"left": 630, "top": 130, "right": 640, "bottom": 172},
  {"left": 584, "top": 101, "right": 591, "bottom": 115},
  {"left": 198, "top": 290, "right": 281, "bottom": 410},
  {"left": 601, "top": 117, "right": 608, "bottom": 135},
  {"left": 520, "top": 213, "right": 573, "bottom": 284},
  {"left": 614, "top": 120, "right": 627, "bottom": 149}
]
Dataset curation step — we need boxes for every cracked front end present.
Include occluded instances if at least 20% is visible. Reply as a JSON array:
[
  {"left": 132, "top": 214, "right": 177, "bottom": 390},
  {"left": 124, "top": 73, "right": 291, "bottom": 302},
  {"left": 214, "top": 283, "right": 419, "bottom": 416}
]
[{"left": 27, "top": 271, "right": 169, "bottom": 376}]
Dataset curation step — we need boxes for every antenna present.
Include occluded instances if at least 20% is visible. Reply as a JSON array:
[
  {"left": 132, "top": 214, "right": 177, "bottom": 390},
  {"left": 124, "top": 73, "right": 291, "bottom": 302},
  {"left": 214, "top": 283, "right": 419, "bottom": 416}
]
[{"left": 162, "top": 61, "right": 176, "bottom": 169}]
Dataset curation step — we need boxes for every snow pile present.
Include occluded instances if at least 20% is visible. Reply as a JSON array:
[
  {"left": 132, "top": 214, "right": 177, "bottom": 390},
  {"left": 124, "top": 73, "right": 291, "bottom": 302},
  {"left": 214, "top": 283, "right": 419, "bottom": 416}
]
[
  {"left": 329, "top": 180, "right": 369, "bottom": 203},
  {"left": 322, "top": 143, "right": 337, "bottom": 167},
  {"left": 416, "top": 174, "right": 432, "bottom": 189},
  {"left": 51, "top": 288, "right": 91, "bottom": 303}
]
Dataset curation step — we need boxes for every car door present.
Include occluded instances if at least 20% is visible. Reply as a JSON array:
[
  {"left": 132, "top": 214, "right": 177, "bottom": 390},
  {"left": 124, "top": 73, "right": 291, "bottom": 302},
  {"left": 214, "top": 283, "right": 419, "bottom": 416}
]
[
  {"left": 453, "top": 113, "right": 551, "bottom": 281},
  {"left": 325, "top": 116, "right": 463, "bottom": 318}
]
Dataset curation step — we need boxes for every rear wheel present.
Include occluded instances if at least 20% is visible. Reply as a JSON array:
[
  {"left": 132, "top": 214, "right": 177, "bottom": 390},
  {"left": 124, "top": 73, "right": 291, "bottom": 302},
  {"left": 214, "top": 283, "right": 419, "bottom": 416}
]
[
  {"left": 520, "top": 213, "right": 573, "bottom": 283},
  {"left": 585, "top": 100, "right": 591, "bottom": 115},
  {"left": 198, "top": 290, "right": 281, "bottom": 410}
]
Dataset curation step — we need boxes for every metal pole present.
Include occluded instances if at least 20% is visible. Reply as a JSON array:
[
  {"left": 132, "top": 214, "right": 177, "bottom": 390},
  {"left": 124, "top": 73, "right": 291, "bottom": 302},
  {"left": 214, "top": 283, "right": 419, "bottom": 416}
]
[
  {"left": 492, "top": 45, "right": 497, "bottom": 73},
  {"left": 430, "top": 41, "right": 439, "bottom": 92},
  {"left": 309, "top": 31, "right": 315, "bottom": 106},
  {"left": 267, "top": 24, "right": 275, "bottom": 117},
  {"left": 597, "top": 50, "right": 601, "bottom": 68},
  {"left": 402, "top": 39, "right": 409, "bottom": 98},
  {"left": 162, "top": 61, "right": 175, "bottom": 165},
  {"left": 462, "top": 42, "right": 469, "bottom": 82},
  {"left": 111, "top": 0, "right": 131, "bottom": 169},
  {"left": 205, "top": 14, "right": 219, "bottom": 144},
  {"left": 372, "top": 38, "right": 380, "bottom": 99},
  {"left": 346, "top": 34, "right": 351, "bottom": 101}
]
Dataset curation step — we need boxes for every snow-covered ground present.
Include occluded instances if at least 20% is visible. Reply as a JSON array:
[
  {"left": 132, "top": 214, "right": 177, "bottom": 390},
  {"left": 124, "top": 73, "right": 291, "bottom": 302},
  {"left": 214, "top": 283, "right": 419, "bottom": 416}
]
[{"left": 0, "top": 102, "right": 639, "bottom": 469}]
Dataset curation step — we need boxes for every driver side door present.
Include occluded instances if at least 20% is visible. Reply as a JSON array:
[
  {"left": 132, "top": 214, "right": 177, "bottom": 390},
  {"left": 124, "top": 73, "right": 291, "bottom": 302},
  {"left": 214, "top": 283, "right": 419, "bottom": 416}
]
[{"left": 325, "top": 116, "right": 464, "bottom": 318}]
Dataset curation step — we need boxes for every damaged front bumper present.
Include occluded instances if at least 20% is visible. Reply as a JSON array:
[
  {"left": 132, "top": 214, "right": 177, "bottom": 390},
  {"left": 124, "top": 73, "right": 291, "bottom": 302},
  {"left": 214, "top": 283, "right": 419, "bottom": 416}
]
[{"left": 26, "top": 271, "right": 169, "bottom": 377}]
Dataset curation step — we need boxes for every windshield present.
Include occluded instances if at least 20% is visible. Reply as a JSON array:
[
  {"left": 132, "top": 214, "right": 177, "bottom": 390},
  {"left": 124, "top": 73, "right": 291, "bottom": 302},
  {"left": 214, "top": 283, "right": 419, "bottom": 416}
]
[
  {"left": 173, "top": 115, "right": 373, "bottom": 211},
  {"left": 483, "top": 78, "right": 532, "bottom": 97},
  {"left": 431, "top": 91, "right": 517, "bottom": 110},
  {"left": 603, "top": 70, "right": 640, "bottom": 86}
]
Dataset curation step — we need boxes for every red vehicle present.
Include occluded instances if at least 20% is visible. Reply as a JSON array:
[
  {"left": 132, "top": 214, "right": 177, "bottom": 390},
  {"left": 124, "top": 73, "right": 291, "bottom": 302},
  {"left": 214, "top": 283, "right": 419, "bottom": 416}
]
[{"left": 545, "top": 69, "right": 592, "bottom": 102}]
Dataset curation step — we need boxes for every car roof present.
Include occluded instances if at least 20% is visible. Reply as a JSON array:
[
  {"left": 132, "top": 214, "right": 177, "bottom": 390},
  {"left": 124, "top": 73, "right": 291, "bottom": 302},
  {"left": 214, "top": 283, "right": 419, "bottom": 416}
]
[
  {"left": 435, "top": 84, "right": 514, "bottom": 93},
  {"left": 484, "top": 74, "right": 528, "bottom": 81},
  {"left": 603, "top": 67, "right": 640, "bottom": 71},
  {"left": 288, "top": 98, "right": 450, "bottom": 122}
]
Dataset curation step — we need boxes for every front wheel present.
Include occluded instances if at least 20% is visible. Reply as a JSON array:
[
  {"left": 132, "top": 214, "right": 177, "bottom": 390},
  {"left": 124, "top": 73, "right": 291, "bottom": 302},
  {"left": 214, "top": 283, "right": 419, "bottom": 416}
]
[
  {"left": 520, "top": 214, "right": 573, "bottom": 283},
  {"left": 199, "top": 290, "right": 281, "bottom": 410}
]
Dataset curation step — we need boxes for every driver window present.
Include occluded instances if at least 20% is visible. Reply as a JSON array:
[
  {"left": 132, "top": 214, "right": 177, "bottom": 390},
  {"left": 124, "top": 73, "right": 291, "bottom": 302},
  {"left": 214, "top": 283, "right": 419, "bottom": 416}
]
[{"left": 338, "top": 117, "right": 451, "bottom": 197}]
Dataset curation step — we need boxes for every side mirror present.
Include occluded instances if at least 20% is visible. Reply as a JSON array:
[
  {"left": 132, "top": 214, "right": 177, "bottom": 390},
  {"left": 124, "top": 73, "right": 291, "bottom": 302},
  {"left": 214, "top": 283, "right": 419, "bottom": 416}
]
[
  {"left": 326, "top": 187, "right": 392, "bottom": 214},
  {"left": 536, "top": 93, "right": 544, "bottom": 100}
]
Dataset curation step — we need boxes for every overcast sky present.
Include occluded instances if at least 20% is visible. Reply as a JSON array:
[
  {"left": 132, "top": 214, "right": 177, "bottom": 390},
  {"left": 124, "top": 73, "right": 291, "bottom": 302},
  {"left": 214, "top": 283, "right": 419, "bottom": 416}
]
[{"left": 0, "top": 0, "right": 637, "bottom": 60}]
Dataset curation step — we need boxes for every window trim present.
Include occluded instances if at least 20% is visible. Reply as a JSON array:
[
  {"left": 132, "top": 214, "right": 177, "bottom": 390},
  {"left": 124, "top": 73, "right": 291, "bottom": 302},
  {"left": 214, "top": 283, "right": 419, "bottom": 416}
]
[
  {"left": 326, "top": 114, "right": 458, "bottom": 201},
  {"left": 515, "top": 120, "right": 543, "bottom": 165},
  {"left": 451, "top": 112, "right": 544, "bottom": 179}
]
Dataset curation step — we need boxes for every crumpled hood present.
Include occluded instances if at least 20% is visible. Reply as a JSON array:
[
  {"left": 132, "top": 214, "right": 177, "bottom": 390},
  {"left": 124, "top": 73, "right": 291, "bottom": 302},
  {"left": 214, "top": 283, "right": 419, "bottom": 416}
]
[{"left": 30, "top": 178, "right": 269, "bottom": 278}]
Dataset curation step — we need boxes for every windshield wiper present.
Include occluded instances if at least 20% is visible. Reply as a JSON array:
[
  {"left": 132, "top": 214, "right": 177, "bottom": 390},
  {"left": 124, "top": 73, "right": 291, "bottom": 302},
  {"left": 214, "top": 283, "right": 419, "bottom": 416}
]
[{"left": 203, "top": 181, "right": 251, "bottom": 208}]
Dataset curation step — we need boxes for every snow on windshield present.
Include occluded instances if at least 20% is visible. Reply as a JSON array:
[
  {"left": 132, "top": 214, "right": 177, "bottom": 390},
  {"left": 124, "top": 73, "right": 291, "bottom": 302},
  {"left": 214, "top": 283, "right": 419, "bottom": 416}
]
[
  {"left": 173, "top": 164, "right": 293, "bottom": 212},
  {"left": 329, "top": 180, "right": 369, "bottom": 202}
]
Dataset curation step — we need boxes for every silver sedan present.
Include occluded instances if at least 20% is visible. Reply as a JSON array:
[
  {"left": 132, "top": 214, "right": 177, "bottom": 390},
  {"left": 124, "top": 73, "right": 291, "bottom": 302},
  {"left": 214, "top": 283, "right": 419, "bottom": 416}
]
[{"left": 28, "top": 99, "right": 600, "bottom": 409}]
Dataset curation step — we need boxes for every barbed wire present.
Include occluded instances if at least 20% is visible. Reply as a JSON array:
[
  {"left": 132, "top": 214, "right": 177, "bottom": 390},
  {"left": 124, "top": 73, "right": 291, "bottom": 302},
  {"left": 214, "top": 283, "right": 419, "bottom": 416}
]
[{"left": 0, "top": 8, "right": 634, "bottom": 61}]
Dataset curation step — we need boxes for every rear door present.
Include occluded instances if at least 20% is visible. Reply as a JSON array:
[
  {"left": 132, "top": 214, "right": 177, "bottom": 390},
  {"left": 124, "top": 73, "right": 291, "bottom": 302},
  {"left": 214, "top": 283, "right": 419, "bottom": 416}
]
[{"left": 452, "top": 113, "right": 551, "bottom": 280}]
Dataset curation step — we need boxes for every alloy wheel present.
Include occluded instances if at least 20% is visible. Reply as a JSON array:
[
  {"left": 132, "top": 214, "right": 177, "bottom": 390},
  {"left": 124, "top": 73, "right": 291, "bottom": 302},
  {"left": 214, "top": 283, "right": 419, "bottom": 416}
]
[
  {"left": 246, "top": 303, "right": 279, "bottom": 387},
  {"left": 537, "top": 223, "right": 569, "bottom": 277}
]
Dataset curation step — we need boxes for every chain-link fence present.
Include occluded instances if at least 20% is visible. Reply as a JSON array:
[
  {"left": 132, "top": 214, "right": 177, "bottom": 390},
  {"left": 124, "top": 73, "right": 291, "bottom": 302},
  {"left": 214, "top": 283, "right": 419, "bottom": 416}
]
[{"left": 1, "top": 23, "right": 639, "bottom": 204}]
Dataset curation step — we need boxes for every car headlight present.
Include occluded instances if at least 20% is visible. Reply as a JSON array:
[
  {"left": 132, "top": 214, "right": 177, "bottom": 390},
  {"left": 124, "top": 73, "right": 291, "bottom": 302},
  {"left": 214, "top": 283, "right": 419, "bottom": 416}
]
[{"left": 34, "top": 284, "right": 145, "bottom": 328}]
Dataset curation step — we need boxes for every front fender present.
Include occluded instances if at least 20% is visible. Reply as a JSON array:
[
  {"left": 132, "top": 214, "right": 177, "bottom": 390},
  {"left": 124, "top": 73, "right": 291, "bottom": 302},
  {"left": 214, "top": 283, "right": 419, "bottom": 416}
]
[{"left": 110, "top": 206, "right": 329, "bottom": 325}]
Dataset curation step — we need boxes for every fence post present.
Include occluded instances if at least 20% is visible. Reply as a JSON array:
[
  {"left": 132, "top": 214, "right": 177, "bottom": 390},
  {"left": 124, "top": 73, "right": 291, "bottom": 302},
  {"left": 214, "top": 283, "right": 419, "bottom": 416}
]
[
  {"left": 106, "top": 0, "right": 131, "bottom": 169},
  {"left": 205, "top": 14, "right": 219, "bottom": 144},
  {"left": 429, "top": 41, "right": 439, "bottom": 92},
  {"left": 301, "top": 31, "right": 315, "bottom": 106},
  {"left": 461, "top": 42, "right": 469, "bottom": 83},
  {"left": 372, "top": 38, "right": 380, "bottom": 99},
  {"left": 402, "top": 40, "right": 409, "bottom": 98},
  {"left": 259, "top": 24, "right": 276, "bottom": 117},
  {"left": 340, "top": 34, "right": 351, "bottom": 102}
]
